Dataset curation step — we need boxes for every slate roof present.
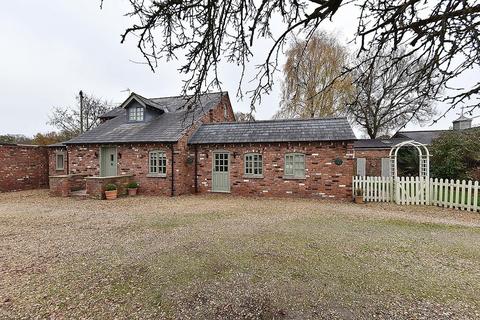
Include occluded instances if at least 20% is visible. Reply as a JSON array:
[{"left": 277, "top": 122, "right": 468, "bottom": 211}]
[
  {"left": 392, "top": 130, "right": 447, "bottom": 145},
  {"left": 188, "top": 117, "right": 356, "bottom": 144},
  {"left": 65, "top": 92, "right": 226, "bottom": 144},
  {"left": 353, "top": 138, "right": 409, "bottom": 149}
]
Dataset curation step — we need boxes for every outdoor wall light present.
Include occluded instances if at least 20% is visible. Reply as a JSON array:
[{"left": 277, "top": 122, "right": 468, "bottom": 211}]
[{"left": 334, "top": 157, "right": 343, "bottom": 166}]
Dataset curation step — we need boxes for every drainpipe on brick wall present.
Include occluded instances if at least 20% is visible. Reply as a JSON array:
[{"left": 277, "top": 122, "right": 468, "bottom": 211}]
[
  {"left": 66, "top": 147, "right": 70, "bottom": 174},
  {"left": 170, "top": 144, "right": 175, "bottom": 197},
  {"left": 194, "top": 145, "right": 198, "bottom": 194}
]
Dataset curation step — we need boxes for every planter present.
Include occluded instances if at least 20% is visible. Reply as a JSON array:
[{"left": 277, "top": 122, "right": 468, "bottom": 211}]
[
  {"left": 128, "top": 188, "right": 138, "bottom": 196},
  {"left": 354, "top": 195, "right": 364, "bottom": 204},
  {"left": 105, "top": 190, "right": 118, "bottom": 200}
]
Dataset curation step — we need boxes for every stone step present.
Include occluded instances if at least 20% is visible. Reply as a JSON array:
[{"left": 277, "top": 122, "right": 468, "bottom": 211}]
[{"left": 70, "top": 189, "right": 88, "bottom": 200}]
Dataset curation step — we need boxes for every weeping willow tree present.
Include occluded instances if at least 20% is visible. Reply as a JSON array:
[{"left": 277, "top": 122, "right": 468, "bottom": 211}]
[{"left": 274, "top": 32, "right": 353, "bottom": 119}]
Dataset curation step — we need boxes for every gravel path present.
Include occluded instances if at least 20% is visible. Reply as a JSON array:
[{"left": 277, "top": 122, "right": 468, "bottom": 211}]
[{"left": 1, "top": 190, "right": 479, "bottom": 319}]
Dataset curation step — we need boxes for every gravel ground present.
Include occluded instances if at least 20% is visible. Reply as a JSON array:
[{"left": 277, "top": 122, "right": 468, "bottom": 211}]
[{"left": 1, "top": 190, "right": 479, "bottom": 319}]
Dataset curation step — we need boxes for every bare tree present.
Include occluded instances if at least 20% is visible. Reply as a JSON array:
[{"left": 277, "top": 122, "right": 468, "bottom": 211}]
[
  {"left": 106, "top": 0, "right": 480, "bottom": 119},
  {"left": 234, "top": 112, "right": 255, "bottom": 122},
  {"left": 274, "top": 32, "right": 353, "bottom": 119},
  {"left": 347, "top": 48, "right": 437, "bottom": 138},
  {"left": 48, "top": 93, "right": 112, "bottom": 138}
]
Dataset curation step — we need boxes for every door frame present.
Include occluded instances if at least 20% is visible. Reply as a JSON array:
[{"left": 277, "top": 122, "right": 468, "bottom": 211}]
[
  {"left": 99, "top": 146, "right": 118, "bottom": 177},
  {"left": 211, "top": 150, "right": 230, "bottom": 193}
]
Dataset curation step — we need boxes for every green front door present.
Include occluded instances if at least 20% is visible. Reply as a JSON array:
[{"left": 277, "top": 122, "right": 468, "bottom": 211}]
[
  {"left": 100, "top": 147, "right": 118, "bottom": 177},
  {"left": 212, "top": 152, "right": 230, "bottom": 193}
]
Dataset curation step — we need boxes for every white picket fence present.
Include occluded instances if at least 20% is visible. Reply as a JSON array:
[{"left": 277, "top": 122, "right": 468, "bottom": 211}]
[{"left": 353, "top": 176, "right": 480, "bottom": 212}]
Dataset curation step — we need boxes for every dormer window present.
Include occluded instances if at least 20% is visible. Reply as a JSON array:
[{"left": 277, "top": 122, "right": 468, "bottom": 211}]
[{"left": 129, "top": 106, "right": 144, "bottom": 122}]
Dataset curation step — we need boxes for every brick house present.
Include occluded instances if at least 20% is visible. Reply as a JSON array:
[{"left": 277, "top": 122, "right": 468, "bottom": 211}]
[
  {"left": 353, "top": 114, "right": 475, "bottom": 177},
  {"left": 48, "top": 91, "right": 357, "bottom": 199}
]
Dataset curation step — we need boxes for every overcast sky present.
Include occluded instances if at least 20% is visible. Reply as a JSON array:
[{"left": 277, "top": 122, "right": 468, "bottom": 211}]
[{"left": 0, "top": 1, "right": 476, "bottom": 137}]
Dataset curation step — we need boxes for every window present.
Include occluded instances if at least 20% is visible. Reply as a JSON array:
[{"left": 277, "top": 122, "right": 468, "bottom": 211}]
[
  {"left": 244, "top": 153, "right": 263, "bottom": 177},
  {"left": 56, "top": 152, "right": 65, "bottom": 171},
  {"left": 356, "top": 158, "right": 366, "bottom": 176},
  {"left": 149, "top": 151, "right": 167, "bottom": 176},
  {"left": 381, "top": 158, "right": 391, "bottom": 177},
  {"left": 129, "top": 106, "right": 144, "bottom": 121},
  {"left": 284, "top": 153, "right": 305, "bottom": 178}
]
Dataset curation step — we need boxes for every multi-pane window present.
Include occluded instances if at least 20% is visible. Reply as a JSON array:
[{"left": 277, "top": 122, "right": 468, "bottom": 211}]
[
  {"left": 244, "top": 153, "right": 263, "bottom": 177},
  {"left": 56, "top": 153, "right": 64, "bottom": 170},
  {"left": 129, "top": 106, "right": 144, "bottom": 121},
  {"left": 149, "top": 151, "right": 167, "bottom": 176},
  {"left": 214, "top": 152, "right": 229, "bottom": 172},
  {"left": 284, "top": 153, "right": 305, "bottom": 178}
]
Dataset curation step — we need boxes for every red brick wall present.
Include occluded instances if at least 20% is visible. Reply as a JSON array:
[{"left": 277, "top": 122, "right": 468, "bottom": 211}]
[
  {"left": 0, "top": 145, "right": 49, "bottom": 192},
  {"left": 354, "top": 149, "right": 391, "bottom": 176},
  {"left": 64, "top": 143, "right": 173, "bottom": 196},
  {"left": 194, "top": 141, "right": 355, "bottom": 199},
  {"left": 48, "top": 148, "right": 68, "bottom": 176},
  {"left": 172, "top": 94, "right": 235, "bottom": 196}
]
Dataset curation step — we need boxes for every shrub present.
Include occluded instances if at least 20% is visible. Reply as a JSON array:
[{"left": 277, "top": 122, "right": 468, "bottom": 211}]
[
  {"left": 430, "top": 128, "right": 480, "bottom": 180},
  {"left": 127, "top": 182, "right": 139, "bottom": 189},
  {"left": 105, "top": 183, "right": 117, "bottom": 191}
]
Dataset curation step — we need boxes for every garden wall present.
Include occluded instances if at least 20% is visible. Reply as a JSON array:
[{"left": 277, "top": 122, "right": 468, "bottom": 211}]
[{"left": 0, "top": 144, "right": 49, "bottom": 192}]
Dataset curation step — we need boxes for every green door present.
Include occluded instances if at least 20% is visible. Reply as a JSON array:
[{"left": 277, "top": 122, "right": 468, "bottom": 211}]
[
  {"left": 212, "top": 152, "right": 230, "bottom": 193},
  {"left": 100, "top": 147, "right": 118, "bottom": 177}
]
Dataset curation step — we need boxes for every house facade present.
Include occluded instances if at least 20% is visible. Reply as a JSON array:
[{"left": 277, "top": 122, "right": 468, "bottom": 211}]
[{"left": 48, "top": 91, "right": 357, "bottom": 200}]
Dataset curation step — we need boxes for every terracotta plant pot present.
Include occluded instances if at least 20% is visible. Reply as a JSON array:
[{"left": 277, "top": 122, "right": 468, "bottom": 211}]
[
  {"left": 354, "top": 195, "right": 364, "bottom": 204},
  {"left": 128, "top": 188, "right": 138, "bottom": 196},
  {"left": 105, "top": 190, "right": 118, "bottom": 200}
]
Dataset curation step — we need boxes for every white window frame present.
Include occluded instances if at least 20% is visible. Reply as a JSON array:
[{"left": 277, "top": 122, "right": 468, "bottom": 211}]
[
  {"left": 55, "top": 152, "right": 65, "bottom": 171},
  {"left": 244, "top": 153, "right": 263, "bottom": 177},
  {"left": 284, "top": 153, "right": 305, "bottom": 179},
  {"left": 129, "top": 106, "right": 145, "bottom": 122},
  {"left": 148, "top": 150, "right": 167, "bottom": 177}
]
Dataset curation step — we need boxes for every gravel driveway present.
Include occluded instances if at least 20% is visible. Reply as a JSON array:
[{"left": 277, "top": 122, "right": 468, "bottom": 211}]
[{"left": 1, "top": 190, "right": 479, "bottom": 319}]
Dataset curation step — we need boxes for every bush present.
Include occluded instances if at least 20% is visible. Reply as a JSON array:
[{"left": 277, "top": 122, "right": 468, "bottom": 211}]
[
  {"left": 105, "top": 183, "right": 117, "bottom": 191},
  {"left": 430, "top": 128, "right": 480, "bottom": 180},
  {"left": 127, "top": 182, "right": 139, "bottom": 189}
]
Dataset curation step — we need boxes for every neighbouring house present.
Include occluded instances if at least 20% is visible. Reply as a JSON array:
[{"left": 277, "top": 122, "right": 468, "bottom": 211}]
[
  {"left": 353, "top": 114, "right": 475, "bottom": 177},
  {"left": 48, "top": 91, "right": 357, "bottom": 199}
]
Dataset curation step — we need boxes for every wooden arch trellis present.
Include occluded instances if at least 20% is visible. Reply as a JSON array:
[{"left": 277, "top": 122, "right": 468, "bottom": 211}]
[{"left": 389, "top": 140, "right": 430, "bottom": 178}]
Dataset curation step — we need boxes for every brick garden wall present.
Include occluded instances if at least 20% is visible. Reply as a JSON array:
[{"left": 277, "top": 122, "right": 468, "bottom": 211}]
[
  {"left": 0, "top": 144, "right": 49, "bottom": 192},
  {"left": 194, "top": 141, "right": 355, "bottom": 199},
  {"left": 354, "top": 149, "right": 391, "bottom": 176}
]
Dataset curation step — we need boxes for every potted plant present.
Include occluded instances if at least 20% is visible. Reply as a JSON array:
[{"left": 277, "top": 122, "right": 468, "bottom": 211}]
[
  {"left": 127, "top": 181, "right": 139, "bottom": 196},
  {"left": 354, "top": 188, "right": 364, "bottom": 204},
  {"left": 104, "top": 183, "right": 118, "bottom": 200}
]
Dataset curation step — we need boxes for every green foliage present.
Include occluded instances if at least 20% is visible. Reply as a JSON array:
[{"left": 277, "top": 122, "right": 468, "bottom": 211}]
[
  {"left": 397, "top": 147, "right": 419, "bottom": 177},
  {"left": 127, "top": 182, "right": 139, "bottom": 189},
  {"left": 0, "top": 134, "right": 32, "bottom": 145},
  {"left": 105, "top": 183, "right": 117, "bottom": 191},
  {"left": 430, "top": 128, "right": 480, "bottom": 180}
]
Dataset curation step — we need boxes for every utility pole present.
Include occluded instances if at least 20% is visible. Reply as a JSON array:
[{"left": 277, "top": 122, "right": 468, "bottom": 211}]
[{"left": 79, "top": 90, "right": 84, "bottom": 134}]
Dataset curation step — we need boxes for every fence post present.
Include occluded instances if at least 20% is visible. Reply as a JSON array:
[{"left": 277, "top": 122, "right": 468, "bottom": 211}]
[{"left": 474, "top": 181, "right": 479, "bottom": 212}]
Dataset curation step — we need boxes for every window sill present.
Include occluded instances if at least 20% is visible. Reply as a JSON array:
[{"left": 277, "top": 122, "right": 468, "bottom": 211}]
[
  {"left": 283, "top": 176, "right": 306, "bottom": 180},
  {"left": 243, "top": 175, "right": 264, "bottom": 179},
  {"left": 146, "top": 173, "right": 167, "bottom": 178}
]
